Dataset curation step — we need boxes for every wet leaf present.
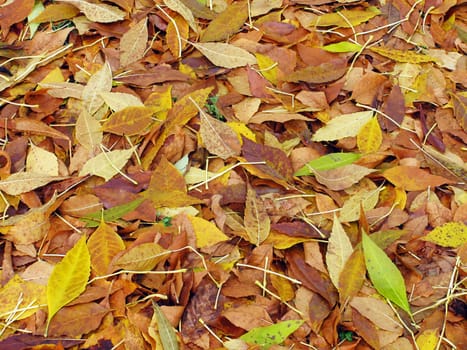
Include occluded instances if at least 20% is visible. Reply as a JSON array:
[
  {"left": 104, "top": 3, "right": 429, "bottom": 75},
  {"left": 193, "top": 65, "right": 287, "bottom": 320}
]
[
  {"left": 362, "top": 232, "right": 411, "bottom": 315},
  {"left": 46, "top": 235, "right": 91, "bottom": 333}
]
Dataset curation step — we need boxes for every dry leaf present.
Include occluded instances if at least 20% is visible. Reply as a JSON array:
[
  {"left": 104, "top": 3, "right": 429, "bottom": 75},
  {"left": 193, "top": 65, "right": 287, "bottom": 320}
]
[
  {"left": 192, "top": 42, "right": 257, "bottom": 69},
  {"left": 314, "top": 164, "right": 376, "bottom": 191},
  {"left": 244, "top": 185, "right": 270, "bottom": 245},
  {"left": 200, "top": 113, "right": 241, "bottom": 159},
  {"left": 120, "top": 17, "right": 148, "bottom": 67},
  {"left": 326, "top": 215, "right": 353, "bottom": 288},
  {"left": 59, "top": 0, "right": 125, "bottom": 23}
]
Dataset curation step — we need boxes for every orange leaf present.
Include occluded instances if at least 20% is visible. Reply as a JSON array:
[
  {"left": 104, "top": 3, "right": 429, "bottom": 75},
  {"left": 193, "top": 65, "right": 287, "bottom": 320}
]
[
  {"left": 103, "top": 106, "right": 154, "bottom": 135},
  {"left": 383, "top": 166, "right": 454, "bottom": 191}
]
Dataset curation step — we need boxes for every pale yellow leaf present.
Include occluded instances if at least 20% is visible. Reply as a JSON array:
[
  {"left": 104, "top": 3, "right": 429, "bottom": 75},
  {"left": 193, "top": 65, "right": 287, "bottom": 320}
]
[
  {"left": 192, "top": 42, "right": 257, "bottom": 69},
  {"left": 312, "top": 111, "right": 374, "bottom": 142},
  {"left": 339, "top": 186, "right": 381, "bottom": 223},
  {"left": 100, "top": 91, "right": 143, "bottom": 111},
  {"left": 120, "top": 17, "right": 148, "bottom": 67},
  {"left": 75, "top": 109, "right": 103, "bottom": 152},
  {"left": 79, "top": 147, "right": 135, "bottom": 181},
  {"left": 250, "top": 0, "right": 282, "bottom": 17},
  {"left": 81, "top": 62, "right": 113, "bottom": 115},
  {"left": 0, "top": 172, "right": 68, "bottom": 196},
  {"left": 326, "top": 214, "right": 353, "bottom": 288},
  {"left": 164, "top": 0, "right": 199, "bottom": 33},
  {"left": 416, "top": 329, "right": 439, "bottom": 350},
  {"left": 349, "top": 296, "right": 403, "bottom": 332},
  {"left": 59, "top": 0, "right": 125, "bottom": 23},
  {"left": 26, "top": 143, "right": 59, "bottom": 176}
]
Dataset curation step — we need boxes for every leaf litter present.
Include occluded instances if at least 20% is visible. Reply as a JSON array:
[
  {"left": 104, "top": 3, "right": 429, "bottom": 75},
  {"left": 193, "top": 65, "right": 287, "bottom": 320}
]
[{"left": 0, "top": 0, "right": 466, "bottom": 349}]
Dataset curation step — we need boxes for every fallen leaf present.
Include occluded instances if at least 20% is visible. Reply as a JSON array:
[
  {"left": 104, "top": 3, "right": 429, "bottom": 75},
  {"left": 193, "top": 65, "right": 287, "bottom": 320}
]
[
  {"left": 200, "top": 1, "right": 247, "bottom": 42},
  {"left": 120, "top": 17, "right": 148, "bottom": 67},
  {"left": 200, "top": 113, "right": 241, "bottom": 159},
  {"left": 338, "top": 246, "right": 366, "bottom": 303},
  {"left": 102, "top": 106, "right": 154, "bottom": 136},
  {"left": 309, "top": 6, "right": 381, "bottom": 27},
  {"left": 239, "top": 320, "right": 304, "bottom": 349},
  {"left": 79, "top": 147, "right": 135, "bottom": 181},
  {"left": 81, "top": 62, "right": 113, "bottom": 115},
  {"left": 326, "top": 215, "right": 353, "bottom": 288},
  {"left": 192, "top": 42, "right": 257, "bottom": 69},
  {"left": 244, "top": 185, "right": 270, "bottom": 245},
  {"left": 164, "top": 0, "right": 199, "bottom": 33},
  {"left": 294, "top": 152, "right": 361, "bottom": 176},
  {"left": 75, "top": 109, "right": 103, "bottom": 151},
  {"left": 362, "top": 232, "right": 411, "bottom": 315},
  {"left": 383, "top": 166, "right": 454, "bottom": 191},
  {"left": 314, "top": 164, "right": 376, "bottom": 191},
  {"left": 0, "top": 172, "right": 68, "bottom": 196},
  {"left": 188, "top": 216, "right": 229, "bottom": 248},
  {"left": 46, "top": 235, "right": 91, "bottom": 333},
  {"left": 312, "top": 111, "right": 374, "bottom": 142},
  {"left": 422, "top": 222, "right": 467, "bottom": 248},
  {"left": 59, "top": 0, "right": 125, "bottom": 23},
  {"left": 113, "top": 242, "right": 167, "bottom": 271}
]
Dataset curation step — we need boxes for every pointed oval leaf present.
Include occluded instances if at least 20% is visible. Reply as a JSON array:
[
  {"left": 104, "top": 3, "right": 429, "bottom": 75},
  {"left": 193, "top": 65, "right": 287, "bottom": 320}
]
[
  {"left": 357, "top": 117, "right": 382, "bottom": 154},
  {"left": 239, "top": 320, "right": 304, "bottom": 349},
  {"left": 164, "top": 0, "right": 198, "bottom": 33},
  {"left": 383, "top": 166, "right": 454, "bottom": 191},
  {"left": 326, "top": 215, "right": 353, "bottom": 288},
  {"left": 120, "top": 17, "right": 148, "bottom": 67},
  {"left": 60, "top": 0, "right": 125, "bottom": 23},
  {"left": 200, "top": 114, "right": 241, "bottom": 159},
  {"left": 87, "top": 220, "right": 125, "bottom": 276},
  {"left": 192, "top": 42, "right": 257, "bottom": 69},
  {"left": 0, "top": 173, "right": 68, "bottom": 196},
  {"left": 422, "top": 222, "right": 467, "bottom": 248},
  {"left": 200, "top": 1, "right": 247, "bottom": 42},
  {"left": 103, "top": 106, "right": 154, "bottom": 135},
  {"left": 79, "top": 147, "right": 135, "bottom": 181},
  {"left": 312, "top": 111, "right": 374, "bottom": 142},
  {"left": 338, "top": 246, "right": 366, "bottom": 303},
  {"left": 244, "top": 185, "right": 270, "bottom": 246},
  {"left": 150, "top": 302, "right": 180, "bottom": 350},
  {"left": 100, "top": 91, "right": 144, "bottom": 111},
  {"left": 75, "top": 109, "right": 103, "bottom": 151},
  {"left": 81, "top": 62, "right": 113, "bottom": 115},
  {"left": 113, "top": 243, "right": 167, "bottom": 271},
  {"left": 189, "top": 216, "right": 229, "bottom": 248},
  {"left": 47, "top": 235, "right": 91, "bottom": 331},
  {"left": 294, "top": 152, "right": 361, "bottom": 176},
  {"left": 362, "top": 232, "right": 411, "bottom": 314}
]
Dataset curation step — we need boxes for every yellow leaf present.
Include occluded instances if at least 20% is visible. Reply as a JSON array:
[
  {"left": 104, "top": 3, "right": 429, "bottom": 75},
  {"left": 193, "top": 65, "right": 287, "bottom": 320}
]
[
  {"left": 113, "top": 243, "right": 167, "bottom": 271},
  {"left": 270, "top": 273, "right": 295, "bottom": 302},
  {"left": 189, "top": 216, "right": 229, "bottom": 248},
  {"left": 370, "top": 46, "right": 438, "bottom": 63},
  {"left": 423, "top": 222, "right": 467, "bottom": 248},
  {"left": 75, "top": 109, "right": 103, "bottom": 151},
  {"left": 310, "top": 6, "right": 381, "bottom": 28},
  {"left": 0, "top": 275, "right": 46, "bottom": 320},
  {"left": 166, "top": 14, "right": 189, "bottom": 58},
  {"left": 37, "top": 67, "right": 64, "bottom": 89},
  {"left": 394, "top": 187, "right": 407, "bottom": 210},
  {"left": 87, "top": 220, "right": 125, "bottom": 276},
  {"left": 416, "top": 329, "right": 439, "bottom": 350},
  {"left": 226, "top": 122, "right": 256, "bottom": 143},
  {"left": 255, "top": 53, "right": 278, "bottom": 85},
  {"left": 79, "top": 147, "right": 135, "bottom": 181},
  {"left": 103, "top": 106, "right": 154, "bottom": 136},
  {"left": 26, "top": 143, "right": 59, "bottom": 176},
  {"left": 46, "top": 235, "right": 91, "bottom": 333},
  {"left": 264, "top": 230, "right": 311, "bottom": 249},
  {"left": 357, "top": 117, "right": 382, "bottom": 154}
]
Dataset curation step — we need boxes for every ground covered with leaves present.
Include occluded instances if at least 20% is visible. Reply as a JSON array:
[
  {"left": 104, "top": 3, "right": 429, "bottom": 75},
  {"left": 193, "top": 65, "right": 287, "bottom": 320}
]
[{"left": 0, "top": 0, "right": 466, "bottom": 349}]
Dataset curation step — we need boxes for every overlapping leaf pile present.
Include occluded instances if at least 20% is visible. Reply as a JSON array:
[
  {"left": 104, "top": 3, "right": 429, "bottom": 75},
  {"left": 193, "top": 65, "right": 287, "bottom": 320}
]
[{"left": 0, "top": 0, "right": 465, "bottom": 349}]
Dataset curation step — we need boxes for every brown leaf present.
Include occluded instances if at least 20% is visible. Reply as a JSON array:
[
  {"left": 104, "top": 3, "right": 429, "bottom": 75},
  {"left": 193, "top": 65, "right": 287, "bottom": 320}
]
[
  {"left": 120, "top": 17, "right": 148, "bottom": 67},
  {"left": 352, "top": 308, "right": 381, "bottom": 349},
  {"left": 338, "top": 247, "right": 366, "bottom": 304},
  {"left": 244, "top": 185, "right": 270, "bottom": 245},
  {"left": 0, "top": 0, "right": 34, "bottom": 34},
  {"left": 200, "top": 113, "right": 241, "bottom": 159},
  {"left": 46, "top": 302, "right": 109, "bottom": 337},
  {"left": 314, "top": 164, "right": 376, "bottom": 191},
  {"left": 286, "top": 62, "right": 347, "bottom": 83},
  {"left": 286, "top": 247, "right": 338, "bottom": 306}
]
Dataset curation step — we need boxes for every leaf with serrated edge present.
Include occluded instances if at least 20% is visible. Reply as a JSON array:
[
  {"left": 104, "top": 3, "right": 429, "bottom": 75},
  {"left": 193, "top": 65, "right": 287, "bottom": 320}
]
[
  {"left": 87, "top": 220, "right": 125, "bottom": 276},
  {"left": 362, "top": 232, "right": 411, "bottom": 314},
  {"left": 79, "top": 147, "right": 135, "bottom": 181},
  {"left": 46, "top": 235, "right": 90, "bottom": 334},
  {"left": 312, "top": 111, "right": 373, "bottom": 142},
  {"left": 75, "top": 109, "right": 103, "bottom": 151},
  {"left": 192, "top": 42, "right": 257, "bottom": 69},
  {"left": 326, "top": 214, "right": 353, "bottom": 288},
  {"left": 120, "top": 17, "right": 148, "bottom": 67}
]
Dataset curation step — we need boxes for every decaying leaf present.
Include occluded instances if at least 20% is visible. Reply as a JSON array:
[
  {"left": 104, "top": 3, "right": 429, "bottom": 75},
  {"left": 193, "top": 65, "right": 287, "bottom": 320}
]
[
  {"left": 326, "top": 215, "right": 353, "bottom": 288},
  {"left": 79, "top": 147, "right": 135, "bottom": 181},
  {"left": 192, "top": 42, "right": 257, "bottom": 69},
  {"left": 59, "top": 0, "right": 125, "bottom": 23},
  {"left": 200, "top": 1, "right": 247, "bottom": 42},
  {"left": 244, "top": 185, "right": 270, "bottom": 245},
  {"left": 120, "top": 17, "right": 148, "bottom": 67}
]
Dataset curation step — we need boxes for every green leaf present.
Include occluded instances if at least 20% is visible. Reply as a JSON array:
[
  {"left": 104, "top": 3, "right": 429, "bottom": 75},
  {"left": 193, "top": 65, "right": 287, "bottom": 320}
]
[
  {"left": 82, "top": 197, "right": 145, "bottom": 227},
  {"left": 239, "top": 320, "right": 304, "bottom": 349},
  {"left": 46, "top": 235, "right": 91, "bottom": 334},
  {"left": 150, "top": 301, "right": 180, "bottom": 350},
  {"left": 294, "top": 152, "right": 361, "bottom": 176},
  {"left": 322, "top": 41, "right": 362, "bottom": 53},
  {"left": 362, "top": 232, "right": 411, "bottom": 315}
]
